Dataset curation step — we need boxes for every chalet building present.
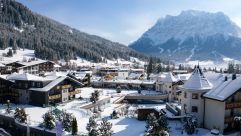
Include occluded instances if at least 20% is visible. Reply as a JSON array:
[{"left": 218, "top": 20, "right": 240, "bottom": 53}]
[
  {"left": 91, "top": 79, "right": 155, "bottom": 90},
  {"left": 68, "top": 72, "right": 91, "bottom": 87},
  {"left": 99, "top": 68, "right": 118, "bottom": 76},
  {"left": 203, "top": 75, "right": 241, "bottom": 133},
  {"left": 0, "top": 73, "right": 82, "bottom": 107},
  {"left": 180, "top": 66, "right": 241, "bottom": 133},
  {"left": 180, "top": 66, "right": 213, "bottom": 127},
  {"left": 3, "top": 59, "right": 57, "bottom": 75},
  {"left": 156, "top": 72, "right": 183, "bottom": 102}
]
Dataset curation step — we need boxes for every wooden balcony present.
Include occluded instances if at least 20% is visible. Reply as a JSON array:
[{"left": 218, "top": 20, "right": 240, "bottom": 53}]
[
  {"left": 225, "top": 117, "right": 234, "bottom": 124},
  {"left": 69, "top": 90, "right": 81, "bottom": 96},
  {"left": 225, "top": 101, "right": 241, "bottom": 109},
  {"left": 49, "top": 94, "right": 61, "bottom": 100},
  {"left": 62, "top": 85, "right": 71, "bottom": 89}
]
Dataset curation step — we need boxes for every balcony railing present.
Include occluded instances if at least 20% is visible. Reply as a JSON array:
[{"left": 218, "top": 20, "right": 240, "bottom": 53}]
[
  {"left": 225, "top": 101, "right": 241, "bottom": 109},
  {"left": 69, "top": 90, "right": 80, "bottom": 96},
  {"left": 49, "top": 94, "right": 61, "bottom": 100},
  {"left": 62, "top": 85, "right": 71, "bottom": 89}
]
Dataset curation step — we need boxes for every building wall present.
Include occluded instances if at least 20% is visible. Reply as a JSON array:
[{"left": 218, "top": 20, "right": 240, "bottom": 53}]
[
  {"left": 30, "top": 91, "right": 48, "bottom": 106},
  {"left": 62, "top": 88, "right": 69, "bottom": 102},
  {"left": 156, "top": 82, "right": 177, "bottom": 102},
  {"left": 117, "top": 71, "right": 129, "bottom": 79},
  {"left": 17, "top": 89, "right": 29, "bottom": 104},
  {"left": 204, "top": 98, "right": 225, "bottom": 133},
  {"left": 181, "top": 90, "right": 206, "bottom": 127}
]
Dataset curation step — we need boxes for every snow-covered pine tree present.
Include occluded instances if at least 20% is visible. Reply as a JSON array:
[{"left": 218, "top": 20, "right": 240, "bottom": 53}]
[
  {"left": 111, "top": 110, "right": 118, "bottom": 119},
  {"left": 14, "top": 107, "right": 21, "bottom": 120},
  {"left": 62, "top": 111, "right": 73, "bottom": 132},
  {"left": 72, "top": 117, "right": 78, "bottom": 135},
  {"left": 42, "top": 111, "right": 55, "bottom": 129},
  {"left": 183, "top": 116, "right": 197, "bottom": 135},
  {"left": 86, "top": 116, "right": 98, "bottom": 136},
  {"left": 89, "top": 128, "right": 99, "bottom": 136},
  {"left": 99, "top": 119, "right": 113, "bottom": 136},
  {"left": 18, "top": 108, "right": 27, "bottom": 123},
  {"left": 145, "top": 113, "right": 159, "bottom": 135},
  {"left": 158, "top": 114, "right": 169, "bottom": 131},
  {"left": 90, "top": 90, "right": 100, "bottom": 103}
]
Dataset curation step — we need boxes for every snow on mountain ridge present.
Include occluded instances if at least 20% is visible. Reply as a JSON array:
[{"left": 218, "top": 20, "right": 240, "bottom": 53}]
[{"left": 143, "top": 10, "right": 241, "bottom": 45}]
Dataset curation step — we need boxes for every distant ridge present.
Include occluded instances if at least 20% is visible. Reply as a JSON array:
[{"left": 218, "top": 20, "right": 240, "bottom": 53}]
[
  {"left": 0, "top": 0, "right": 147, "bottom": 62},
  {"left": 130, "top": 10, "right": 241, "bottom": 62}
]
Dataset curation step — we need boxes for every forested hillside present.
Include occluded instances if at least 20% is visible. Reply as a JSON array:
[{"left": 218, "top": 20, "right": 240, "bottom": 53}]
[{"left": 0, "top": 0, "right": 147, "bottom": 62}]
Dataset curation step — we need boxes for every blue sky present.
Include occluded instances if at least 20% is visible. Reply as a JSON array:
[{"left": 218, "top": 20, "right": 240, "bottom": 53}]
[{"left": 18, "top": 0, "right": 241, "bottom": 45}]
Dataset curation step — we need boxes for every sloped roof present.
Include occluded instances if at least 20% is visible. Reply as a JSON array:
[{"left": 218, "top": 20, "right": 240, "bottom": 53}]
[
  {"left": 128, "top": 73, "right": 142, "bottom": 79},
  {"left": 161, "top": 72, "right": 178, "bottom": 83},
  {"left": 183, "top": 66, "right": 212, "bottom": 91},
  {"left": 204, "top": 76, "right": 241, "bottom": 101},
  {"left": 0, "top": 62, "right": 5, "bottom": 67},
  {"left": 29, "top": 76, "right": 83, "bottom": 92},
  {"left": 6, "top": 73, "right": 48, "bottom": 81}
]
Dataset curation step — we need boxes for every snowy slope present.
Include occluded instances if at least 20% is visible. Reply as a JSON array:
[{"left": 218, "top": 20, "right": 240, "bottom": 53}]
[
  {"left": 130, "top": 10, "right": 241, "bottom": 62},
  {"left": 0, "top": 47, "right": 35, "bottom": 64}
]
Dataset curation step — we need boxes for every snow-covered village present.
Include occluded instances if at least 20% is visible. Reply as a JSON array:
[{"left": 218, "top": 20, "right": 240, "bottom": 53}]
[{"left": 1, "top": 0, "right": 241, "bottom": 136}]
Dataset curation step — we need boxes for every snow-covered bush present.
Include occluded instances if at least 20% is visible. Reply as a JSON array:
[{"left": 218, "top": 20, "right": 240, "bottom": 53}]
[
  {"left": 42, "top": 111, "right": 55, "bottom": 130},
  {"left": 183, "top": 116, "right": 198, "bottom": 135},
  {"left": 99, "top": 119, "right": 113, "bottom": 136},
  {"left": 14, "top": 107, "right": 27, "bottom": 123}
]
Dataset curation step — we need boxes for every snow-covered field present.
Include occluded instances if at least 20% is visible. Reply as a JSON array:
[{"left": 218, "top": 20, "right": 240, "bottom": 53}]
[
  {"left": 0, "top": 47, "right": 35, "bottom": 63},
  {"left": 0, "top": 87, "right": 239, "bottom": 135}
]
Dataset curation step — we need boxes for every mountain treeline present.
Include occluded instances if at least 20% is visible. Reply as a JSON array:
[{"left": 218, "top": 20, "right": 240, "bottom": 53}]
[{"left": 0, "top": 0, "right": 147, "bottom": 62}]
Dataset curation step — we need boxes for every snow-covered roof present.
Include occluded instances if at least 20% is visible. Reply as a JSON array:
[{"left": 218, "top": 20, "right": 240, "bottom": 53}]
[
  {"left": 16, "top": 59, "right": 48, "bottom": 67},
  {"left": 176, "top": 74, "right": 191, "bottom": 81},
  {"left": 92, "top": 79, "right": 155, "bottom": 85},
  {"left": 128, "top": 73, "right": 143, "bottom": 79},
  {"left": 6, "top": 73, "right": 49, "bottom": 81},
  {"left": 182, "top": 66, "right": 212, "bottom": 91},
  {"left": 74, "top": 72, "right": 87, "bottom": 80},
  {"left": 0, "top": 62, "right": 5, "bottom": 67},
  {"left": 29, "top": 76, "right": 83, "bottom": 92},
  {"left": 161, "top": 72, "right": 178, "bottom": 83},
  {"left": 54, "top": 64, "right": 61, "bottom": 68},
  {"left": 204, "top": 76, "right": 241, "bottom": 101},
  {"left": 45, "top": 71, "right": 68, "bottom": 77}
]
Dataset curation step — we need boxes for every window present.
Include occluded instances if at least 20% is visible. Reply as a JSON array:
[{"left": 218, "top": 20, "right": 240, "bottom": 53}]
[
  {"left": 192, "top": 93, "right": 199, "bottom": 99},
  {"left": 192, "top": 106, "right": 198, "bottom": 113},
  {"left": 37, "top": 82, "right": 41, "bottom": 87},
  {"left": 25, "top": 83, "right": 28, "bottom": 88},
  {"left": 184, "top": 92, "right": 187, "bottom": 98},
  {"left": 31, "top": 82, "right": 35, "bottom": 87}
]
